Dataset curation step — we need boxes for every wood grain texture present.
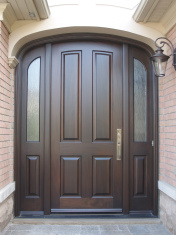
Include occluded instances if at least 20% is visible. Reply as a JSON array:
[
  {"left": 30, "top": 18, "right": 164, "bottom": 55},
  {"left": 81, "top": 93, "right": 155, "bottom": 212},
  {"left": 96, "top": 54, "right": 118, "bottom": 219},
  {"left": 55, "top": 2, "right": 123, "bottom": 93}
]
[
  {"left": 61, "top": 51, "right": 82, "bottom": 141},
  {"left": 93, "top": 52, "right": 112, "bottom": 141},
  {"left": 61, "top": 156, "right": 81, "bottom": 196},
  {"left": 92, "top": 156, "right": 112, "bottom": 196},
  {"left": 15, "top": 36, "right": 157, "bottom": 216},
  {"left": 26, "top": 156, "right": 40, "bottom": 197},
  {"left": 133, "top": 156, "right": 147, "bottom": 196},
  {"left": 129, "top": 46, "right": 153, "bottom": 212},
  {"left": 51, "top": 42, "right": 123, "bottom": 211}
]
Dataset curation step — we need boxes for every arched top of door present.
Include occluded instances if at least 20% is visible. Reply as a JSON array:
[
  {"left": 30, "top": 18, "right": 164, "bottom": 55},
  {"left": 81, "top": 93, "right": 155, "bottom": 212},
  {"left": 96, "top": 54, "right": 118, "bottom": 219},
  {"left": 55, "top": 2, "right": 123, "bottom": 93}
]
[
  {"left": 9, "top": 25, "right": 163, "bottom": 62},
  {"left": 15, "top": 31, "right": 156, "bottom": 62}
]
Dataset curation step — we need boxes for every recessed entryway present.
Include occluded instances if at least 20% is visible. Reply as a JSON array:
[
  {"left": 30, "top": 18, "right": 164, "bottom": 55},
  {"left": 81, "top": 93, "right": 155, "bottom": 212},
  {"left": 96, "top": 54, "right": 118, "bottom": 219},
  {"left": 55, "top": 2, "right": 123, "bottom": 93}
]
[{"left": 15, "top": 35, "right": 158, "bottom": 216}]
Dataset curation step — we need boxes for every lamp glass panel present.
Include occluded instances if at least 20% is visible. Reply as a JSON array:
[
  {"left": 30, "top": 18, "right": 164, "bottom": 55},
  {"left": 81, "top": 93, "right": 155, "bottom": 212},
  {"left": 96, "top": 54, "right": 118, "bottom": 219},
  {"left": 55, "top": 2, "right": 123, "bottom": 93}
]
[{"left": 152, "top": 59, "right": 167, "bottom": 77}]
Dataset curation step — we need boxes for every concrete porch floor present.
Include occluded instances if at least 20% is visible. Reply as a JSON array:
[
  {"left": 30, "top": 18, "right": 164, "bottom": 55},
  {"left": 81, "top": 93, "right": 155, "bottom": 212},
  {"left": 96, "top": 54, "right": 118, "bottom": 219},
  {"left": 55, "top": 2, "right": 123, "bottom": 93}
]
[{"left": 1, "top": 218, "right": 172, "bottom": 235}]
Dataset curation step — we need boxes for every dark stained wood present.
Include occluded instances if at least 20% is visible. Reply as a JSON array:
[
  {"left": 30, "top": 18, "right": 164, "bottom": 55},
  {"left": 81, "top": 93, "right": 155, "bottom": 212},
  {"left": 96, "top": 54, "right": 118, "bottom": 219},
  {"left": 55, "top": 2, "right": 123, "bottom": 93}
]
[
  {"left": 51, "top": 42, "right": 123, "bottom": 211},
  {"left": 60, "top": 198, "right": 114, "bottom": 209},
  {"left": 14, "top": 58, "right": 22, "bottom": 216},
  {"left": 152, "top": 62, "right": 159, "bottom": 216},
  {"left": 44, "top": 43, "right": 51, "bottom": 214},
  {"left": 122, "top": 44, "right": 130, "bottom": 215},
  {"left": 61, "top": 51, "right": 82, "bottom": 141},
  {"left": 129, "top": 46, "right": 153, "bottom": 212},
  {"left": 26, "top": 156, "right": 39, "bottom": 196},
  {"left": 133, "top": 156, "right": 146, "bottom": 196},
  {"left": 93, "top": 52, "right": 112, "bottom": 141},
  {"left": 93, "top": 156, "right": 112, "bottom": 196},
  {"left": 61, "top": 156, "right": 81, "bottom": 196},
  {"left": 15, "top": 34, "right": 158, "bottom": 216},
  {"left": 20, "top": 47, "right": 45, "bottom": 211}
]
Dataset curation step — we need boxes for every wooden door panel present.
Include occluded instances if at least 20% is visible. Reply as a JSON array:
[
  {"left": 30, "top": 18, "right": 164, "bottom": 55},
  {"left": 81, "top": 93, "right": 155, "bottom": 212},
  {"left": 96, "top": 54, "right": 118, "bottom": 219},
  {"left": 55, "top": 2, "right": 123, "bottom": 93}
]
[
  {"left": 129, "top": 46, "right": 153, "bottom": 212},
  {"left": 93, "top": 52, "right": 112, "bottom": 141},
  {"left": 26, "top": 156, "right": 40, "bottom": 197},
  {"left": 51, "top": 42, "right": 123, "bottom": 211},
  {"left": 18, "top": 40, "right": 155, "bottom": 215},
  {"left": 61, "top": 156, "right": 81, "bottom": 197},
  {"left": 20, "top": 47, "right": 45, "bottom": 212},
  {"left": 92, "top": 156, "right": 112, "bottom": 196},
  {"left": 133, "top": 155, "right": 147, "bottom": 196},
  {"left": 59, "top": 198, "right": 114, "bottom": 209},
  {"left": 61, "top": 51, "right": 82, "bottom": 141}
]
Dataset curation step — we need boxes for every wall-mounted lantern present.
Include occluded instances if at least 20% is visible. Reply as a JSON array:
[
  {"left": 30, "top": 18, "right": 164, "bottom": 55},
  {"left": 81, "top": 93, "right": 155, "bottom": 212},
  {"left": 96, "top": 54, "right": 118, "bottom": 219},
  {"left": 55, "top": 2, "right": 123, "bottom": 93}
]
[{"left": 151, "top": 37, "right": 176, "bottom": 77}]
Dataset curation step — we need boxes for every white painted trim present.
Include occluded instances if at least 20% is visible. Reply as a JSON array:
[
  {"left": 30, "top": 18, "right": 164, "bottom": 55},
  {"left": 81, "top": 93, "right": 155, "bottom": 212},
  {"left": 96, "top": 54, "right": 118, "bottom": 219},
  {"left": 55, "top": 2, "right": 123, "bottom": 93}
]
[
  {"left": 0, "top": 3, "right": 17, "bottom": 32},
  {"left": 8, "top": 56, "right": 19, "bottom": 69},
  {"left": 0, "top": 182, "right": 15, "bottom": 204},
  {"left": 158, "top": 180, "right": 176, "bottom": 201},
  {"left": 161, "top": 0, "right": 176, "bottom": 34}
]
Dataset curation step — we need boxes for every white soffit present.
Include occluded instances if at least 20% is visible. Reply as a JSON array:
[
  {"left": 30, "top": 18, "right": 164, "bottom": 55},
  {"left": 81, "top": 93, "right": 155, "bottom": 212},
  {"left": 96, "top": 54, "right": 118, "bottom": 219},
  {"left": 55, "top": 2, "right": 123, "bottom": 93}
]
[
  {"left": 0, "top": 0, "right": 50, "bottom": 21},
  {"left": 48, "top": 0, "right": 79, "bottom": 7},
  {"left": 133, "top": 0, "right": 176, "bottom": 32},
  {"left": 96, "top": 0, "right": 141, "bottom": 10}
]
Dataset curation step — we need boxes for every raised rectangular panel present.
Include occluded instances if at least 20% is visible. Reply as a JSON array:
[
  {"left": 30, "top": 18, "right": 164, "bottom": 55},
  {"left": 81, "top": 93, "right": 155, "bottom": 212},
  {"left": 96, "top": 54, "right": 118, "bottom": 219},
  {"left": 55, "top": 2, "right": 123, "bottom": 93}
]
[
  {"left": 93, "top": 156, "right": 112, "bottom": 196},
  {"left": 61, "top": 51, "right": 82, "bottom": 141},
  {"left": 61, "top": 156, "right": 81, "bottom": 196},
  {"left": 133, "top": 156, "right": 147, "bottom": 196},
  {"left": 93, "top": 52, "right": 112, "bottom": 141},
  {"left": 26, "top": 156, "right": 40, "bottom": 197}
]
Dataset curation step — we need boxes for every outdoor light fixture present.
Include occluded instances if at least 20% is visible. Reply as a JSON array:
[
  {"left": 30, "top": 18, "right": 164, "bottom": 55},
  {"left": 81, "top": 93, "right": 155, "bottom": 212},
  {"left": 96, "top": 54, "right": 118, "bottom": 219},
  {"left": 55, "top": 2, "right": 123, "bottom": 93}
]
[{"left": 151, "top": 37, "right": 176, "bottom": 77}]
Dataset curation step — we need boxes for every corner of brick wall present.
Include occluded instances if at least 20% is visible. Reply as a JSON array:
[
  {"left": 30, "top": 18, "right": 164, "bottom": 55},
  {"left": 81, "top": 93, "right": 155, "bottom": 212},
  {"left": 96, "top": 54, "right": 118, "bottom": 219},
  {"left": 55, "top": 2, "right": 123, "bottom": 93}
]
[
  {"left": 0, "top": 21, "right": 14, "bottom": 232},
  {"left": 159, "top": 24, "right": 176, "bottom": 235},
  {"left": 0, "top": 22, "right": 14, "bottom": 191},
  {"left": 159, "top": 24, "right": 176, "bottom": 187}
]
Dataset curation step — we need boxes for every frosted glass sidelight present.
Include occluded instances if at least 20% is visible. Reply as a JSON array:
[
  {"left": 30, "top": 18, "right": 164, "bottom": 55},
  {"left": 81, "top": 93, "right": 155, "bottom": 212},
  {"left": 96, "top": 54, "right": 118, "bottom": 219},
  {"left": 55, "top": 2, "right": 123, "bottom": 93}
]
[
  {"left": 134, "top": 59, "right": 147, "bottom": 142},
  {"left": 27, "top": 58, "right": 40, "bottom": 141}
]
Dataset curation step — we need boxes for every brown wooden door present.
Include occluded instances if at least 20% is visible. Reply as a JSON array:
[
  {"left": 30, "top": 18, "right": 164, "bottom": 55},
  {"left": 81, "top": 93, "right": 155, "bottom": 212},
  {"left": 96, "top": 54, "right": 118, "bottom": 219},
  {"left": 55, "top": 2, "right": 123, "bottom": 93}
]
[
  {"left": 18, "top": 38, "right": 156, "bottom": 216},
  {"left": 50, "top": 42, "right": 123, "bottom": 212}
]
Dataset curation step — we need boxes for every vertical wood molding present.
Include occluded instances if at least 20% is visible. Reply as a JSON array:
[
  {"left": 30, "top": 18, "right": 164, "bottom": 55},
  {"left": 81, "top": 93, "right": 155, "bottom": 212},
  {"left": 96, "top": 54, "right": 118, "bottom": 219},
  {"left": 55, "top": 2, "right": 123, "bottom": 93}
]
[
  {"left": 44, "top": 43, "right": 51, "bottom": 214},
  {"left": 122, "top": 43, "right": 130, "bottom": 214},
  {"left": 14, "top": 57, "right": 22, "bottom": 216},
  {"left": 153, "top": 61, "right": 158, "bottom": 216}
]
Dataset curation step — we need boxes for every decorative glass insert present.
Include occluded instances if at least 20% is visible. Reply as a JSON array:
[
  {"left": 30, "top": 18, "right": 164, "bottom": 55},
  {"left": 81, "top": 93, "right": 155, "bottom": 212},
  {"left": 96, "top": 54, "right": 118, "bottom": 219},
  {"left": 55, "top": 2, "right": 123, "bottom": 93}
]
[
  {"left": 134, "top": 58, "right": 147, "bottom": 142},
  {"left": 27, "top": 58, "right": 40, "bottom": 141}
]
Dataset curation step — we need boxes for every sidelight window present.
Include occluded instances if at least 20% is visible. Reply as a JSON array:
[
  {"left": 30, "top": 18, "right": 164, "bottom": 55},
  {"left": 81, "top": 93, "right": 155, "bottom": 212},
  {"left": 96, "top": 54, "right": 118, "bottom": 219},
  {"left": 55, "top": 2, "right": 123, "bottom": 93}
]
[
  {"left": 133, "top": 58, "right": 147, "bottom": 142},
  {"left": 27, "top": 58, "right": 40, "bottom": 142}
]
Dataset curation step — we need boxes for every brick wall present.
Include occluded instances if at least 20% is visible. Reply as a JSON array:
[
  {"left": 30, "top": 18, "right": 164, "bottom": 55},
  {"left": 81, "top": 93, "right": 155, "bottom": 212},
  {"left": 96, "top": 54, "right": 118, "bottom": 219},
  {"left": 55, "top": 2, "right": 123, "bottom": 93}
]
[
  {"left": 159, "top": 24, "right": 176, "bottom": 187},
  {"left": 0, "top": 22, "right": 14, "bottom": 191}
]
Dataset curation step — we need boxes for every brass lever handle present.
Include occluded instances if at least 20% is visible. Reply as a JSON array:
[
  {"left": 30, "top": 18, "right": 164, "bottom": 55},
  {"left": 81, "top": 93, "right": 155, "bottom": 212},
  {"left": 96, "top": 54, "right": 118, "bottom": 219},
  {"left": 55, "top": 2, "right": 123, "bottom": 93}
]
[{"left": 116, "top": 129, "right": 122, "bottom": 160}]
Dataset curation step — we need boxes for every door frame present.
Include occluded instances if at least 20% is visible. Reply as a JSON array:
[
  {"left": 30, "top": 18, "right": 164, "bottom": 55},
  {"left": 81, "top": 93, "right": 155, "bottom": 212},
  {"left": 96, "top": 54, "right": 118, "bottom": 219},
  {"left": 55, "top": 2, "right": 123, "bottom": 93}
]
[{"left": 14, "top": 33, "right": 158, "bottom": 217}]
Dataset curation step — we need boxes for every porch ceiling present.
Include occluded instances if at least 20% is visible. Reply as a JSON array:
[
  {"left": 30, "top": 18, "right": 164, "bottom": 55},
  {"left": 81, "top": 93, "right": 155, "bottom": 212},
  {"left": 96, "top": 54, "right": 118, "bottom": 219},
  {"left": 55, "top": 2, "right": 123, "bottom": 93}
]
[
  {"left": 133, "top": 0, "right": 176, "bottom": 32},
  {"left": 0, "top": 0, "right": 50, "bottom": 21}
]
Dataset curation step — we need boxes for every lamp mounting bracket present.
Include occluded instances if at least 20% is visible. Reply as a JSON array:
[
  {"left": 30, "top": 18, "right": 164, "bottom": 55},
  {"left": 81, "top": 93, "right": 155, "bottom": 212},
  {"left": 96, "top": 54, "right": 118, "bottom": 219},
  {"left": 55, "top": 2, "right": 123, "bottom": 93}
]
[{"left": 155, "top": 37, "right": 176, "bottom": 69}]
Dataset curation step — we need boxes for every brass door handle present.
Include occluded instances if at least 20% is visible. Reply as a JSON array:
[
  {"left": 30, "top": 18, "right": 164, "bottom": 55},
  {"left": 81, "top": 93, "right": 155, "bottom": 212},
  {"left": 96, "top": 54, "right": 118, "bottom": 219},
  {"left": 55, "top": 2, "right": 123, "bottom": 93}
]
[{"left": 116, "top": 129, "right": 122, "bottom": 160}]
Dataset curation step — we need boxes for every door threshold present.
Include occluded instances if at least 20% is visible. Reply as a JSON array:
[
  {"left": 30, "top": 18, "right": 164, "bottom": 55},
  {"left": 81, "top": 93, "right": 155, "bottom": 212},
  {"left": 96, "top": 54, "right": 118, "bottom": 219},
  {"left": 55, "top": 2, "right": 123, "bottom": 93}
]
[
  {"left": 51, "top": 209, "right": 122, "bottom": 213},
  {"left": 18, "top": 211, "right": 157, "bottom": 219}
]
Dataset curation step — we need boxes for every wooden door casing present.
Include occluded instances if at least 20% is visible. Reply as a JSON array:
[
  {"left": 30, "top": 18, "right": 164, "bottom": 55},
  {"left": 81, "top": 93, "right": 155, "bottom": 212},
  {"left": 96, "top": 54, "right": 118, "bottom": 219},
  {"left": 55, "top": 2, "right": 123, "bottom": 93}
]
[{"left": 15, "top": 36, "right": 157, "bottom": 216}]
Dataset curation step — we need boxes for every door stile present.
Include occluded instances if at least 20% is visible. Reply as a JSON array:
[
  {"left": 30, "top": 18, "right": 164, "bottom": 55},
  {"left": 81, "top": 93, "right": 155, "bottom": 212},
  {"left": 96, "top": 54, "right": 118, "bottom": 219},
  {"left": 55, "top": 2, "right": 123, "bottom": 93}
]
[
  {"left": 14, "top": 61, "right": 22, "bottom": 216},
  {"left": 122, "top": 44, "right": 130, "bottom": 214},
  {"left": 44, "top": 43, "right": 52, "bottom": 214},
  {"left": 152, "top": 63, "right": 158, "bottom": 216},
  {"left": 50, "top": 44, "right": 62, "bottom": 209}
]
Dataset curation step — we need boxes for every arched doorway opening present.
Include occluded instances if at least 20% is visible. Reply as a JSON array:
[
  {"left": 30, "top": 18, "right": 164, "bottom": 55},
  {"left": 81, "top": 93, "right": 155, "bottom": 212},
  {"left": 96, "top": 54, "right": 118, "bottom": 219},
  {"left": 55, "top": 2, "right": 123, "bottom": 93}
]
[{"left": 15, "top": 34, "right": 158, "bottom": 216}]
